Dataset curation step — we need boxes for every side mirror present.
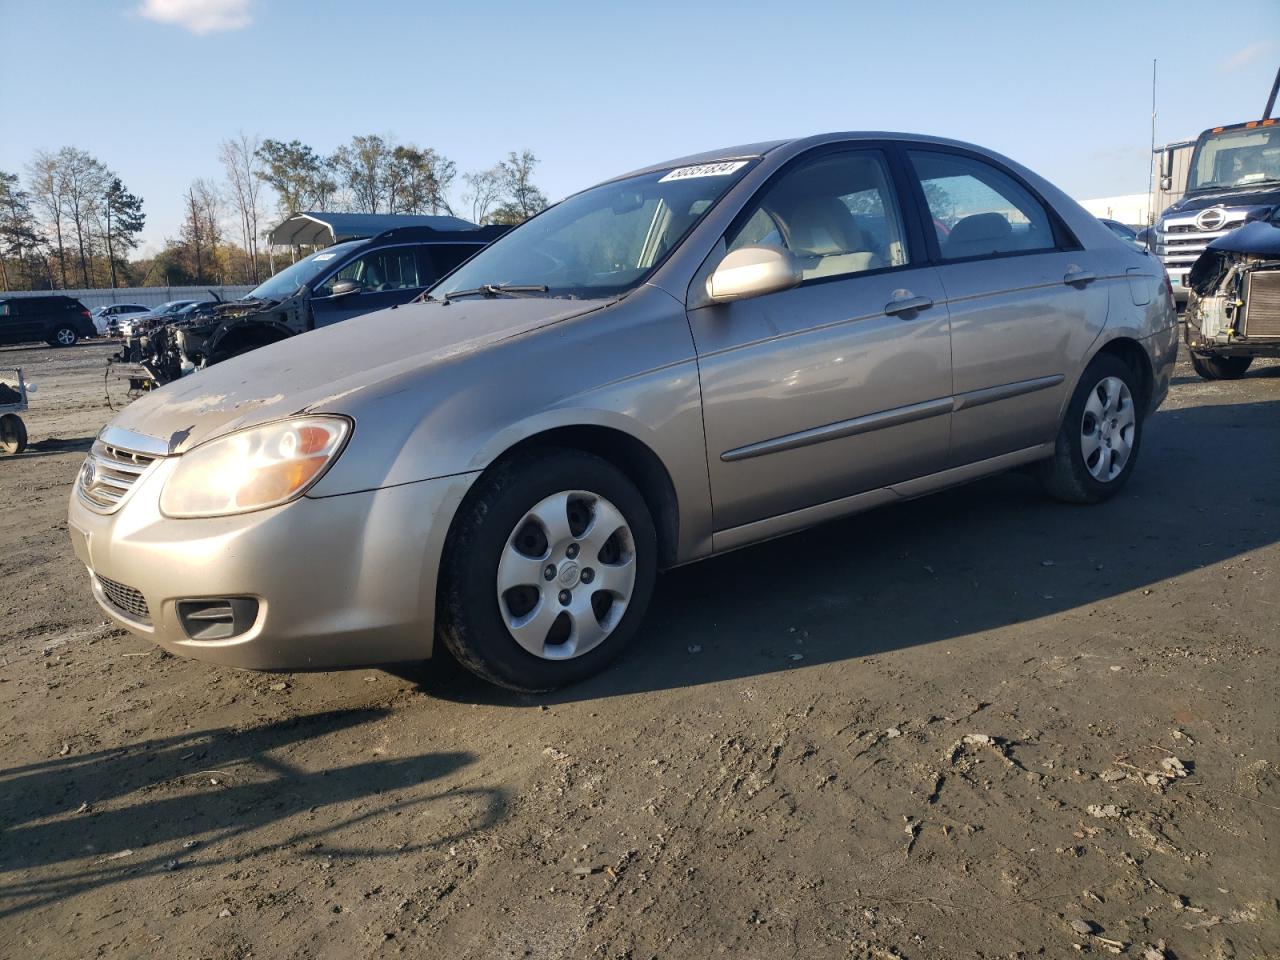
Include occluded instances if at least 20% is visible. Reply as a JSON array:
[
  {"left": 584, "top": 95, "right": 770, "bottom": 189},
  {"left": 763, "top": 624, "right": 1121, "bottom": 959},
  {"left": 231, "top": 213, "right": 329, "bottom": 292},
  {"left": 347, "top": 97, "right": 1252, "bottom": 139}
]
[
  {"left": 1159, "top": 175, "right": 1173, "bottom": 192},
  {"left": 327, "top": 279, "right": 361, "bottom": 298},
  {"left": 1160, "top": 148, "right": 1174, "bottom": 179},
  {"left": 705, "top": 244, "right": 802, "bottom": 303}
]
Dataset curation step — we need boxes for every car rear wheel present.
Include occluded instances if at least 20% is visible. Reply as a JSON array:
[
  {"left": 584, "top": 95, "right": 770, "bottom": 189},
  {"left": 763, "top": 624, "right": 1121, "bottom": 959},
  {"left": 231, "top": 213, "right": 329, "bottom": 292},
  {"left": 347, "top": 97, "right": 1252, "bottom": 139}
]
[
  {"left": 50, "top": 325, "right": 78, "bottom": 347},
  {"left": 438, "top": 448, "right": 657, "bottom": 692},
  {"left": 1190, "top": 353, "right": 1252, "bottom": 381},
  {"left": 1038, "top": 354, "right": 1143, "bottom": 504}
]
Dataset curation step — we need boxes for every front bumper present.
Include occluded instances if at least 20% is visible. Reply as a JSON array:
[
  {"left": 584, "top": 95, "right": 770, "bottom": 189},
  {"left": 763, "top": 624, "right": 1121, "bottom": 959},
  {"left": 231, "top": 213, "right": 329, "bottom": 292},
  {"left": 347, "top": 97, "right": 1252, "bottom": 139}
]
[{"left": 67, "top": 460, "right": 478, "bottom": 670}]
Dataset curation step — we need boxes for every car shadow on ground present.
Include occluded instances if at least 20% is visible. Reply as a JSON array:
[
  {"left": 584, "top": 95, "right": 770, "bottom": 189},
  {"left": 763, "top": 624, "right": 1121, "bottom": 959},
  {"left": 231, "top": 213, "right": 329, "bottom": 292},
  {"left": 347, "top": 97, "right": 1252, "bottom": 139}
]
[
  {"left": 403, "top": 397, "right": 1280, "bottom": 706},
  {"left": 0, "top": 708, "right": 507, "bottom": 918},
  {"left": 3, "top": 436, "right": 96, "bottom": 461}
]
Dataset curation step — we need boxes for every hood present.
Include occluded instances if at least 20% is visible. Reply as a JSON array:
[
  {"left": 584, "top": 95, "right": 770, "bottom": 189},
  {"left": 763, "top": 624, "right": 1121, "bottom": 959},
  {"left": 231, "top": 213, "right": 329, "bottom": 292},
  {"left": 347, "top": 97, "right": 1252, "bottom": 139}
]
[
  {"left": 1205, "top": 218, "right": 1280, "bottom": 258},
  {"left": 1164, "top": 185, "right": 1280, "bottom": 216},
  {"left": 108, "top": 296, "right": 607, "bottom": 454}
]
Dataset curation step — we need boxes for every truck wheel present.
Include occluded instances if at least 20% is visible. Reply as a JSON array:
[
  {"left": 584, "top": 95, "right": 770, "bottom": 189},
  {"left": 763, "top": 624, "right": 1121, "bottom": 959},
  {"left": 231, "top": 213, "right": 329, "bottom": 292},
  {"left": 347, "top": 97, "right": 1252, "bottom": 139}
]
[
  {"left": 1190, "top": 353, "right": 1252, "bottom": 381},
  {"left": 1038, "top": 353, "right": 1143, "bottom": 505},
  {"left": 49, "top": 325, "right": 78, "bottom": 347},
  {"left": 438, "top": 448, "right": 657, "bottom": 692},
  {"left": 0, "top": 414, "right": 27, "bottom": 455}
]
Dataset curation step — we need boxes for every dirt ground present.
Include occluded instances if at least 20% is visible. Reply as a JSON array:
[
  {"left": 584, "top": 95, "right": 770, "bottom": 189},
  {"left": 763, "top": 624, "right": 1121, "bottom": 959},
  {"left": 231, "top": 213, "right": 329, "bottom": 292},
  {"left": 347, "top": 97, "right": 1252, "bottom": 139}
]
[{"left": 0, "top": 339, "right": 1276, "bottom": 960}]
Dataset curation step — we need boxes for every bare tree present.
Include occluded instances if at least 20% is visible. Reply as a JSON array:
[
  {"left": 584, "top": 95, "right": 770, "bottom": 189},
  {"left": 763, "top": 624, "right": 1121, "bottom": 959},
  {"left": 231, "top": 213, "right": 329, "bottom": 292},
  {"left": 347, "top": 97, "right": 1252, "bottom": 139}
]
[
  {"left": 463, "top": 167, "right": 503, "bottom": 225},
  {"left": 57, "top": 147, "right": 110, "bottom": 287},
  {"left": 27, "top": 151, "right": 68, "bottom": 287},
  {"left": 219, "top": 132, "right": 265, "bottom": 283}
]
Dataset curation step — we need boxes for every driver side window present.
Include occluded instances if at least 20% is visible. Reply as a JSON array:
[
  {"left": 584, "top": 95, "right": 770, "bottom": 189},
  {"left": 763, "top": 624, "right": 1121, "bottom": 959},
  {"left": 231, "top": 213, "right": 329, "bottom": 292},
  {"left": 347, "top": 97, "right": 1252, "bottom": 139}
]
[
  {"left": 727, "top": 150, "right": 909, "bottom": 281},
  {"left": 316, "top": 248, "right": 422, "bottom": 296}
]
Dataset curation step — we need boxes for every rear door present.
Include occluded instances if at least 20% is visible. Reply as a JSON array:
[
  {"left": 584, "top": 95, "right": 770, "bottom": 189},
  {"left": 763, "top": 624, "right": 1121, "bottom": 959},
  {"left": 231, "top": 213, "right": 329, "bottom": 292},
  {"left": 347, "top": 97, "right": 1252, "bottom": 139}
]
[
  {"left": 311, "top": 244, "right": 429, "bottom": 327},
  {"left": 902, "top": 148, "right": 1108, "bottom": 465},
  {"left": 0, "top": 301, "right": 22, "bottom": 344}
]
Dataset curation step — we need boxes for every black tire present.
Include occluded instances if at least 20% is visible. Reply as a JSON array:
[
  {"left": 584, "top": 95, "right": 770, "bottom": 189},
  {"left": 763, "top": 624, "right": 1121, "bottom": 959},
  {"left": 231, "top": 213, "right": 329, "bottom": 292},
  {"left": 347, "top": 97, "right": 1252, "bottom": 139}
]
[
  {"left": 0, "top": 414, "right": 27, "bottom": 455},
  {"left": 1190, "top": 353, "right": 1252, "bottom": 381},
  {"left": 49, "top": 325, "right": 78, "bottom": 347},
  {"left": 438, "top": 447, "right": 658, "bottom": 692},
  {"left": 1038, "top": 353, "right": 1143, "bottom": 505}
]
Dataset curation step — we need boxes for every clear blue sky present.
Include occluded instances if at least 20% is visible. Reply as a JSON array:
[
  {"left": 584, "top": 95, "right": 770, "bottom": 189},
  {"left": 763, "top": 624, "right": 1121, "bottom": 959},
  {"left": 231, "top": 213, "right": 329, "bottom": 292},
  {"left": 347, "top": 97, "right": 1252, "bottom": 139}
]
[{"left": 2, "top": 0, "right": 1277, "bottom": 253}]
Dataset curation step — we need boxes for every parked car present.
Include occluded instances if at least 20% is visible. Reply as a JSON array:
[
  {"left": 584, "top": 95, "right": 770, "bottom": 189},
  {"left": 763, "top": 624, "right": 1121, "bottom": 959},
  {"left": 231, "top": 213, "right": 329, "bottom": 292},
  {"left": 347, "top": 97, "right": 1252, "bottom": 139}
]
[
  {"left": 92, "top": 303, "right": 151, "bottom": 337},
  {"left": 69, "top": 132, "right": 1177, "bottom": 691},
  {"left": 1099, "top": 218, "right": 1145, "bottom": 251},
  {"left": 0, "top": 295, "right": 95, "bottom": 347},
  {"left": 1182, "top": 210, "right": 1280, "bottom": 379},
  {"left": 132, "top": 224, "right": 508, "bottom": 384}
]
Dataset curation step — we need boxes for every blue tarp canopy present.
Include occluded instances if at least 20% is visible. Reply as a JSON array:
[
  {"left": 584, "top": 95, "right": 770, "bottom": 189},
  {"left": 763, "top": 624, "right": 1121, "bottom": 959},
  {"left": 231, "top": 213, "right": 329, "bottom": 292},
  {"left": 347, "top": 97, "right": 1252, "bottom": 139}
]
[{"left": 269, "top": 211, "right": 479, "bottom": 246}]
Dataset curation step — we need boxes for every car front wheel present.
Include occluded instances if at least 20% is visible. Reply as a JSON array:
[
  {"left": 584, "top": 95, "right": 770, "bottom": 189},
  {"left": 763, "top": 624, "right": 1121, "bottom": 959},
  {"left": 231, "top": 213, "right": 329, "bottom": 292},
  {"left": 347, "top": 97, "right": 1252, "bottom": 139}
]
[
  {"left": 1190, "top": 353, "right": 1252, "bottom": 380},
  {"left": 438, "top": 448, "right": 657, "bottom": 691},
  {"left": 1039, "top": 354, "right": 1143, "bottom": 504}
]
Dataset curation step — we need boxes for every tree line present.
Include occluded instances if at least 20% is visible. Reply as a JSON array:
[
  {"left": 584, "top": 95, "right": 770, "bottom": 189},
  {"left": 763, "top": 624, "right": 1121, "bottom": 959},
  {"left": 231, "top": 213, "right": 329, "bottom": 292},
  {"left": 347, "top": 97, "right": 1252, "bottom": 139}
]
[{"left": 0, "top": 134, "right": 549, "bottom": 291}]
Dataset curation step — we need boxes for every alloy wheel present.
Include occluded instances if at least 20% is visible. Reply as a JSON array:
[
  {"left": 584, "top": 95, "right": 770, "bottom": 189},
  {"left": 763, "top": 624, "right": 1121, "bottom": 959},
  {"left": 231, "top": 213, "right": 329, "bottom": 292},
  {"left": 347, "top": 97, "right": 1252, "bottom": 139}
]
[{"left": 496, "top": 490, "right": 636, "bottom": 660}]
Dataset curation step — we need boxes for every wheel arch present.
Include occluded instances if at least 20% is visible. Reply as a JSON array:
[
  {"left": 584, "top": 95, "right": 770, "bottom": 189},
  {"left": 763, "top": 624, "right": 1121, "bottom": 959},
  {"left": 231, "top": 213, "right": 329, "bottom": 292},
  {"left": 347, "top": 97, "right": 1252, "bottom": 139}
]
[
  {"left": 458, "top": 423, "right": 682, "bottom": 571},
  {"left": 1089, "top": 335, "right": 1154, "bottom": 414}
]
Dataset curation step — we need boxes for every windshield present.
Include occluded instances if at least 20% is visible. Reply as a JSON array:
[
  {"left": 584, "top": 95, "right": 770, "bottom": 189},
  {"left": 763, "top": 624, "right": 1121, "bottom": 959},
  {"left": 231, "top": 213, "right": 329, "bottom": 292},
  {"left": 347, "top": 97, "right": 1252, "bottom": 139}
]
[
  {"left": 1188, "top": 127, "right": 1280, "bottom": 193},
  {"left": 247, "top": 241, "right": 364, "bottom": 301},
  {"left": 434, "top": 160, "right": 758, "bottom": 299}
]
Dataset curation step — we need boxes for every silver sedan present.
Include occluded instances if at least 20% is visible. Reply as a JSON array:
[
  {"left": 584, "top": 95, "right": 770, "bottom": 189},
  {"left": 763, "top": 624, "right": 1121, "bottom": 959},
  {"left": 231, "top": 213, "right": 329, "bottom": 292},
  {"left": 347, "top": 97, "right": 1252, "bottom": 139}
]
[{"left": 68, "top": 132, "right": 1177, "bottom": 690}]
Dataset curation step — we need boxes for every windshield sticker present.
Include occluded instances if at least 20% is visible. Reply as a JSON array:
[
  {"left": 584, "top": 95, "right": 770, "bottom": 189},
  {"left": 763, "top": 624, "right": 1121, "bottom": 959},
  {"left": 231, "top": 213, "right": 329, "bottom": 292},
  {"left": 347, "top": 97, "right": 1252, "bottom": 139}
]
[
  {"left": 658, "top": 161, "right": 749, "bottom": 183},
  {"left": 311, "top": 253, "right": 337, "bottom": 261}
]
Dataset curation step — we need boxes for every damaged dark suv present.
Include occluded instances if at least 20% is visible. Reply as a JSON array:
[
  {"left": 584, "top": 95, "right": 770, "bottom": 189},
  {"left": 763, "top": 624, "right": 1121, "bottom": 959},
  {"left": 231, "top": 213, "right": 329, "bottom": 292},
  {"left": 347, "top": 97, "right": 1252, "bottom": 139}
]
[
  {"left": 1183, "top": 211, "right": 1280, "bottom": 379},
  {"left": 127, "top": 224, "right": 507, "bottom": 384}
]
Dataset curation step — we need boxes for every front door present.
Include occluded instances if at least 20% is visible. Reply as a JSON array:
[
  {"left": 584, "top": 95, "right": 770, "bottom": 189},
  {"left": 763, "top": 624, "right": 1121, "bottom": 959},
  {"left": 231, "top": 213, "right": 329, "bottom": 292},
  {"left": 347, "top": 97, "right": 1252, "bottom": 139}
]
[
  {"left": 311, "top": 245, "right": 428, "bottom": 328},
  {"left": 903, "top": 148, "right": 1109, "bottom": 465},
  {"left": 689, "top": 147, "right": 954, "bottom": 534}
]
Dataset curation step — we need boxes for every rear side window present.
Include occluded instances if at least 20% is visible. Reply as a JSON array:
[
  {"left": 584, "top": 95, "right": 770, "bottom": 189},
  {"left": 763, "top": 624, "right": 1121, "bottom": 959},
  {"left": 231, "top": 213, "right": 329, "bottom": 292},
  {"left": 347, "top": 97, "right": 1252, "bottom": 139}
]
[
  {"left": 907, "top": 151, "right": 1057, "bottom": 261},
  {"left": 423, "top": 244, "right": 480, "bottom": 280},
  {"left": 0, "top": 302, "right": 9, "bottom": 317}
]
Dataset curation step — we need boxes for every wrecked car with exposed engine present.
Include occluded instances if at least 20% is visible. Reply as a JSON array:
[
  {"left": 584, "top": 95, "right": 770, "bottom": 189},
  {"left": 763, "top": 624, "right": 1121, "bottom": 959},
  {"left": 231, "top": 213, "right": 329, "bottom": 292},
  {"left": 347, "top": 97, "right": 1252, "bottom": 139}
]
[
  {"left": 1183, "top": 212, "right": 1280, "bottom": 379},
  {"left": 122, "top": 224, "right": 507, "bottom": 385}
]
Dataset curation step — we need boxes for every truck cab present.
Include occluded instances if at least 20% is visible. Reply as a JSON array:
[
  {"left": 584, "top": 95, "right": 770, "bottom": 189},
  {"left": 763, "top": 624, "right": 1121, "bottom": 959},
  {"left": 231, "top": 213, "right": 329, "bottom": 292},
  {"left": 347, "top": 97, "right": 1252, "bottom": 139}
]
[{"left": 1155, "top": 119, "right": 1280, "bottom": 302}]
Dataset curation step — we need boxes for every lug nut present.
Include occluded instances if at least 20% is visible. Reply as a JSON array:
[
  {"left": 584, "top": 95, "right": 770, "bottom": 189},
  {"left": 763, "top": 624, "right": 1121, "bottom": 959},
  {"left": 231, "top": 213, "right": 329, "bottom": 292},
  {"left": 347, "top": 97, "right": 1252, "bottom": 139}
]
[
  {"left": 544, "top": 565, "right": 556, "bottom": 581},
  {"left": 566, "top": 543, "right": 580, "bottom": 559},
  {"left": 580, "top": 568, "right": 595, "bottom": 584},
  {"left": 558, "top": 590, "right": 572, "bottom": 605}
]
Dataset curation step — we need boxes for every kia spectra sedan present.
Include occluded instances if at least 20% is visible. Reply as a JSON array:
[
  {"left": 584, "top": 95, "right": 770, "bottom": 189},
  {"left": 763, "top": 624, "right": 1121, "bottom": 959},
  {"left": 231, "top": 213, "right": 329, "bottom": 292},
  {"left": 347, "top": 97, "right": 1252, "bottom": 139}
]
[{"left": 68, "top": 132, "right": 1178, "bottom": 691}]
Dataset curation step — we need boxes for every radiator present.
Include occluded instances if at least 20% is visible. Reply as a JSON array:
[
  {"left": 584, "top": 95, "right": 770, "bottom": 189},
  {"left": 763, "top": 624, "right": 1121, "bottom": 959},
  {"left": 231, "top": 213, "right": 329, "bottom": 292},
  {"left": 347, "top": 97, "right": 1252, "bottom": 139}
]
[{"left": 1243, "top": 270, "right": 1280, "bottom": 339}]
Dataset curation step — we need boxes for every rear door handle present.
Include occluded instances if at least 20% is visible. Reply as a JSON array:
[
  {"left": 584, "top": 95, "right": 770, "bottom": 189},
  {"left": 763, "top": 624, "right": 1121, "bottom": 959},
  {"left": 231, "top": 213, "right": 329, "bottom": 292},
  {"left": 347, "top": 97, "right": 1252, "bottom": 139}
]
[
  {"left": 1064, "top": 266, "right": 1097, "bottom": 286},
  {"left": 884, "top": 291, "right": 933, "bottom": 317}
]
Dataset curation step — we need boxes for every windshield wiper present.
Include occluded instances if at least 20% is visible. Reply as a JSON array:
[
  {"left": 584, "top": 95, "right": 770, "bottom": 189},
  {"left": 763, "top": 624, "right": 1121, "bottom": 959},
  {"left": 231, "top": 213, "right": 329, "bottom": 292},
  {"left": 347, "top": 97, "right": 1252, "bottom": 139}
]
[{"left": 441, "top": 283, "right": 549, "bottom": 302}]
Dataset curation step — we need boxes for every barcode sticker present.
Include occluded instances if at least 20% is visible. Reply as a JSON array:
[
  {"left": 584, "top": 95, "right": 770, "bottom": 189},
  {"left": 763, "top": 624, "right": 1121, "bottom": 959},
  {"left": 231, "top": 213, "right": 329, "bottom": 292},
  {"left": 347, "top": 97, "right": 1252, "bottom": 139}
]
[{"left": 658, "top": 161, "right": 748, "bottom": 183}]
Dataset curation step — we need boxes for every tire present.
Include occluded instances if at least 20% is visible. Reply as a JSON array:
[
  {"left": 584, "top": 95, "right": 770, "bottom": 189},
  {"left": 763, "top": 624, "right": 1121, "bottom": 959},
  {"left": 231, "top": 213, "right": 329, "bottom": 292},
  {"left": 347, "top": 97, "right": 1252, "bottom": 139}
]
[
  {"left": 1038, "top": 353, "right": 1143, "bottom": 505},
  {"left": 438, "top": 447, "right": 658, "bottom": 692},
  {"left": 0, "top": 414, "right": 27, "bottom": 455},
  {"left": 1190, "top": 353, "right": 1252, "bottom": 381},
  {"left": 49, "top": 325, "right": 78, "bottom": 347}
]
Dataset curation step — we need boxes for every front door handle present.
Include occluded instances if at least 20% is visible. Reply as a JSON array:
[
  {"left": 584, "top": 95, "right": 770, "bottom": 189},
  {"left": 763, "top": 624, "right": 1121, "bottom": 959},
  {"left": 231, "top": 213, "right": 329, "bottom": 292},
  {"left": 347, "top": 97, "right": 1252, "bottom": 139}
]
[
  {"left": 884, "top": 291, "right": 933, "bottom": 317},
  {"left": 1063, "top": 265, "right": 1097, "bottom": 286}
]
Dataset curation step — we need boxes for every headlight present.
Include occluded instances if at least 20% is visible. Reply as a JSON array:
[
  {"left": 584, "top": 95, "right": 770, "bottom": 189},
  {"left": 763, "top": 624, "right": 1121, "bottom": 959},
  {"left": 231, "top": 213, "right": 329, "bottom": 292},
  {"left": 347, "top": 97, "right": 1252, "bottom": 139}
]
[{"left": 159, "top": 416, "right": 350, "bottom": 518}]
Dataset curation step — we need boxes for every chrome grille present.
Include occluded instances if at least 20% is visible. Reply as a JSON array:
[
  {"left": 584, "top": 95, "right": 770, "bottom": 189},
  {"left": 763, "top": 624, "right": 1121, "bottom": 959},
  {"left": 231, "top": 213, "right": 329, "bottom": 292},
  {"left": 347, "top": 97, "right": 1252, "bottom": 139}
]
[
  {"left": 1243, "top": 271, "right": 1280, "bottom": 339},
  {"left": 97, "top": 574, "right": 151, "bottom": 623},
  {"left": 77, "top": 439, "right": 161, "bottom": 513}
]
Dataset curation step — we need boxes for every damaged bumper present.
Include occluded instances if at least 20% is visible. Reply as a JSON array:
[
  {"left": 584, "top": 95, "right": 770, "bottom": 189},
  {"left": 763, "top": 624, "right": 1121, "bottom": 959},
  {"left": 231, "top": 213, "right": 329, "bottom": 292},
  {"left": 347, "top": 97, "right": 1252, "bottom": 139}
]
[{"left": 67, "top": 451, "right": 477, "bottom": 670}]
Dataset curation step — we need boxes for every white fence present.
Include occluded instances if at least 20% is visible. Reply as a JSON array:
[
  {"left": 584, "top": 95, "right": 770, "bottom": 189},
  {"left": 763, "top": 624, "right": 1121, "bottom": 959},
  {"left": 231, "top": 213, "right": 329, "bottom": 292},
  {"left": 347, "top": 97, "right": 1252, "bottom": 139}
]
[{"left": 1, "top": 285, "right": 256, "bottom": 310}]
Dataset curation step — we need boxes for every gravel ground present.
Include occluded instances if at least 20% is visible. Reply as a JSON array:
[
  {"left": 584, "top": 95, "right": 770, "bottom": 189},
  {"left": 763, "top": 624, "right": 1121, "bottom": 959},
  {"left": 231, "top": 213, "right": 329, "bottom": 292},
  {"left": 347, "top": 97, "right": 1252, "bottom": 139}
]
[{"left": 1, "top": 339, "right": 1277, "bottom": 960}]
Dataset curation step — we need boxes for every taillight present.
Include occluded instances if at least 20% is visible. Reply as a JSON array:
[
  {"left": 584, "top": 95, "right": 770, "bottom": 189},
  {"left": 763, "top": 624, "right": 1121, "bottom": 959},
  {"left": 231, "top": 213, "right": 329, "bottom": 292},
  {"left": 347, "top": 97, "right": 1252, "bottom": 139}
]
[{"left": 80, "top": 309, "right": 91, "bottom": 319}]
